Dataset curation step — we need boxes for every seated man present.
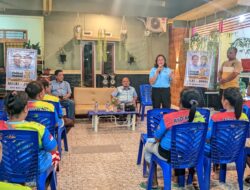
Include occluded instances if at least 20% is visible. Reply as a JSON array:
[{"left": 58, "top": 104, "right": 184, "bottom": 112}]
[
  {"left": 112, "top": 77, "right": 138, "bottom": 107},
  {"left": 51, "top": 70, "right": 75, "bottom": 121}
]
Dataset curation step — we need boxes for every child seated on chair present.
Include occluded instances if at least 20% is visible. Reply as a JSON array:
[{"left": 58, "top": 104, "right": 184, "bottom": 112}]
[
  {"left": 25, "top": 81, "right": 63, "bottom": 128},
  {"left": 204, "top": 88, "right": 249, "bottom": 180},
  {"left": 2, "top": 91, "right": 59, "bottom": 173},
  {"left": 140, "top": 88, "right": 205, "bottom": 189}
]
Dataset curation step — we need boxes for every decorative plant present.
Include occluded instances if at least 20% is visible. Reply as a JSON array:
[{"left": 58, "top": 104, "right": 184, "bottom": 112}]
[
  {"left": 23, "top": 40, "right": 41, "bottom": 55},
  {"left": 111, "top": 97, "right": 119, "bottom": 106},
  {"left": 97, "top": 29, "right": 108, "bottom": 64},
  {"left": 189, "top": 33, "right": 204, "bottom": 51},
  {"left": 207, "top": 30, "right": 220, "bottom": 56},
  {"left": 231, "top": 37, "right": 250, "bottom": 55}
]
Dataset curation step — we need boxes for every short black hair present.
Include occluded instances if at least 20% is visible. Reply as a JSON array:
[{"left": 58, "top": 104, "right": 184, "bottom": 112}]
[
  {"left": 228, "top": 47, "right": 238, "bottom": 54},
  {"left": 55, "top": 69, "right": 63, "bottom": 76},
  {"left": 39, "top": 79, "right": 49, "bottom": 88},
  {"left": 25, "top": 81, "right": 43, "bottom": 99}
]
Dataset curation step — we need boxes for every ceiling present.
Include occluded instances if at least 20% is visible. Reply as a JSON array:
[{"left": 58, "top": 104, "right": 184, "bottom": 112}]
[
  {"left": 0, "top": 0, "right": 246, "bottom": 20},
  {"left": 0, "top": 0, "right": 208, "bottom": 18},
  {"left": 174, "top": 0, "right": 239, "bottom": 21}
]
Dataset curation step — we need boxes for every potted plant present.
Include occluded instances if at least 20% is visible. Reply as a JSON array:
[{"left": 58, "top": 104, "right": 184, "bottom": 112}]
[{"left": 23, "top": 40, "right": 41, "bottom": 55}]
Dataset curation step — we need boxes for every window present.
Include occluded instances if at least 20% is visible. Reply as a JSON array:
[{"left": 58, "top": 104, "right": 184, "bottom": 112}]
[
  {"left": 102, "top": 43, "right": 115, "bottom": 74},
  {"left": 82, "top": 42, "right": 95, "bottom": 87}
]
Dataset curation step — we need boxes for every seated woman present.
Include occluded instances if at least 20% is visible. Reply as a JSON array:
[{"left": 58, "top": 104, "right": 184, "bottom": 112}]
[
  {"left": 204, "top": 87, "right": 249, "bottom": 182},
  {"left": 2, "top": 91, "right": 58, "bottom": 173},
  {"left": 205, "top": 87, "right": 248, "bottom": 153},
  {"left": 25, "top": 81, "right": 62, "bottom": 128},
  {"left": 140, "top": 88, "right": 205, "bottom": 189}
]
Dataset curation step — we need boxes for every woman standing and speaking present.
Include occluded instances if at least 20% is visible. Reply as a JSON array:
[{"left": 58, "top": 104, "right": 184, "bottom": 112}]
[{"left": 149, "top": 54, "right": 173, "bottom": 108}]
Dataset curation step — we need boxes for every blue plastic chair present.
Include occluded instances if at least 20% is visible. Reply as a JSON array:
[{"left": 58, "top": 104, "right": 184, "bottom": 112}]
[
  {"left": 0, "top": 110, "right": 8, "bottom": 121},
  {"left": 203, "top": 120, "right": 249, "bottom": 190},
  {"left": 46, "top": 101, "right": 69, "bottom": 156},
  {"left": 0, "top": 130, "right": 57, "bottom": 190},
  {"left": 26, "top": 110, "right": 56, "bottom": 137},
  {"left": 197, "top": 108, "right": 210, "bottom": 123},
  {"left": 0, "top": 99, "right": 4, "bottom": 110},
  {"left": 139, "top": 84, "right": 152, "bottom": 121},
  {"left": 137, "top": 108, "right": 177, "bottom": 177},
  {"left": 147, "top": 122, "right": 208, "bottom": 190}
]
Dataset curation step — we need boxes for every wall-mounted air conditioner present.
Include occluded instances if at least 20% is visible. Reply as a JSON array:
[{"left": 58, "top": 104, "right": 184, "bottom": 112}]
[{"left": 146, "top": 17, "right": 167, "bottom": 33}]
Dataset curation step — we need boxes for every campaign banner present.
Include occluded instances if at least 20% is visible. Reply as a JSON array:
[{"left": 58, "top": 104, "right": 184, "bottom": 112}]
[
  {"left": 184, "top": 51, "right": 213, "bottom": 88},
  {"left": 6, "top": 48, "right": 37, "bottom": 91}
]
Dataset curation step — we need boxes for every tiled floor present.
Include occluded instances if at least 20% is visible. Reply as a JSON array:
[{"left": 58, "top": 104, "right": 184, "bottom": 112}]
[{"left": 56, "top": 117, "right": 250, "bottom": 190}]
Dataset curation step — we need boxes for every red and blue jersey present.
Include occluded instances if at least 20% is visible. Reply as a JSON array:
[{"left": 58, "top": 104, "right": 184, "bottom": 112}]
[
  {"left": 27, "top": 100, "right": 60, "bottom": 127},
  {"left": 205, "top": 111, "right": 249, "bottom": 153},
  {"left": 244, "top": 100, "right": 250, "bottom": 108},
  {"left": 43, "top": 94, "right": 64, "bottom": 117},
  {"left": 3, "top": 120, "right": 57, "bottom": 173},
  {"left": 155, "top": 109, "right": 205, "bottom": 150}
]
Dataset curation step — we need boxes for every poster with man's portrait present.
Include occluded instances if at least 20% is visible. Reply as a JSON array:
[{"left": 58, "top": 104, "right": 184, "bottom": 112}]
[
  {"left": 184, "top": 51, "right": 213, "bottom": 88},
  {"left": 6, "top": 48, "right": 37, "bottom": 91}
]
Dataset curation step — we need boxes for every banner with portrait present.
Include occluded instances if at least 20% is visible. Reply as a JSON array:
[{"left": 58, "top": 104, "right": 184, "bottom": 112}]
[
  {"left": 184, "top": 51, "right": 213, "bottom": 88},
  {"left": 6, "top": 48, "right": 37, "bottom": 91}
]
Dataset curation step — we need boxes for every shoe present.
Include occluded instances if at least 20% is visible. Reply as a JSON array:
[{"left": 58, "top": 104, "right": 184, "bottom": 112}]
[
  {"left": 139, "top": 182, "right": 160, "bottom": 190},
  {"left": 64, "top": 118, "right": 74, "bottom": 127}
]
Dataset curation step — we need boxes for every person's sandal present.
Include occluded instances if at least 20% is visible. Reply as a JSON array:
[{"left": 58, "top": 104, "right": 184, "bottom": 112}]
[{"left": 139, "top": 182, "right": 160, "bottom": 190}]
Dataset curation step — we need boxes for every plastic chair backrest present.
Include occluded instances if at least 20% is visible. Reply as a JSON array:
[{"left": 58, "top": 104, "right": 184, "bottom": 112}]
[
  {"left": 0, "top": 99, "right": 4, "bottom": 110},
  {"left": 140, "top": 84, "right": 152, "bottom": 105},
  {"left": 26, "top": 110, "right": 56, "bottom": 136},
  {"left": 0, "top": 110, "right": 8, "bottom": 121},
  {"left": 243, "top": 105, "right": 250, "bottom": 119},
  {"left": 47, "top": 101, "right": 63, "bottom": 118},
  {"left": 147, "top": 108, "right": 177, "bottom": 138},
  {"left": 0, "top": 130, "right": 39, "bottom": 184},
  {"left": 197, "top": 108, "right": 210, "bottom": 123},
  {"left": 210, "top": 120, "right": 249, "bottom": 164},
  {"left": 171, "top": 122, "right": 207, "bottom": 169}
]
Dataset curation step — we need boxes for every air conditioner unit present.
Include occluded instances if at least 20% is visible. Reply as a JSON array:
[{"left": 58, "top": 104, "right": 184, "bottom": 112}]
[
  {"left": 82, "top": 31, "right": 93, "bottom": 37},
  {"left": 146, "top": 17, "right": 167, "bottom": 33}
]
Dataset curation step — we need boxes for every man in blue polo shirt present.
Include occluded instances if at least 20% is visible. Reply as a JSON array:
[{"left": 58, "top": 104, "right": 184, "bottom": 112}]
[
  {"left": 112, "top": 77, "right": 137, "bottom": 105},
  {"left": 51, "top": 70, "right": 75, "bottom": 122}
]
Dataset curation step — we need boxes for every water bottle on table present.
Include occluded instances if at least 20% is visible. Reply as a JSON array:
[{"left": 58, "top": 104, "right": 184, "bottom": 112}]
[
  {"left": 121, "top": 103, "right": 125, "bottom": 112},
  {"left": 105, "top": 101, "right": 110, "bottom": 112},
  {"left": 94, "top": 101, "right": 98, "bottom": 113}
]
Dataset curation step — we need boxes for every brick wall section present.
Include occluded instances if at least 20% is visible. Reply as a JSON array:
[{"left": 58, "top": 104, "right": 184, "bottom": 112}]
[{"left": 168, "top": 25, "right": 189, "bottom": 106}]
